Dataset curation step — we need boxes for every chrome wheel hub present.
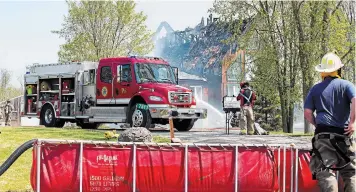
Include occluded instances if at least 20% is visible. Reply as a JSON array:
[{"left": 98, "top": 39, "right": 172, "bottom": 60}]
[
  {"left": 45, "top": 109, "right": 53, "bottom": 124},
  {"left": 132, "top": 109, "right": 144, "bottom": 127}
]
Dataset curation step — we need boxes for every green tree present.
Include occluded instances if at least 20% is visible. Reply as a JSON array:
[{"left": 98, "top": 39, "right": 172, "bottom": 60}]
[
  {"left": 53, "top": 0, "right": 154, "bottom": 62},
  {"left": 211, "top": 1, "right": 354, "bottom": 133},
  {"left": 291, "top": 1, "right": 354, "bottom": 133},
  {"left": 212, "top": 1, "right": 302, "bottom": 133},
  {"left": 0, "top": 69, "right": 22, "bottom": 101},
  {"left": 340, "top": 1, "right": 355, "bottom": 84}
]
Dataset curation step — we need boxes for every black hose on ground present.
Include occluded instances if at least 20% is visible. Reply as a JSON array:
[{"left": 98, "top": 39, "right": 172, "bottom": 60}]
[{"left": 0, "top": 139, "right": 37, "bottom": 177}]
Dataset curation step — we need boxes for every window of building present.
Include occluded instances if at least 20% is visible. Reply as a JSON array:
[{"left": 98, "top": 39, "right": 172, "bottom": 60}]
[{"left": 227, "top": 84, "right": 240, "bottom": 96}]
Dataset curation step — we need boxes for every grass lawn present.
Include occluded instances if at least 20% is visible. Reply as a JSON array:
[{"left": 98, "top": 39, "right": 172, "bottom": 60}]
[{"left": 0, "top": 127, "right": 170, "bottom": 192}]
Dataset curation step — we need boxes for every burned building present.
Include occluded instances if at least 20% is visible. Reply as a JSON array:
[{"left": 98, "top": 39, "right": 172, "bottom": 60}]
[
  {"left": 154, "top": 15, "right": 251, "bottom": 109},
  {"left": 178, "top": 71, "right": 208, "bottom": 102}
]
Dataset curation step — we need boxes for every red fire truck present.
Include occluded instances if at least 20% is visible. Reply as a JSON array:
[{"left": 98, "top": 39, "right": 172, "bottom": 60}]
[{"left": 22, "top": 56, "right": 207, "bottom": 131}]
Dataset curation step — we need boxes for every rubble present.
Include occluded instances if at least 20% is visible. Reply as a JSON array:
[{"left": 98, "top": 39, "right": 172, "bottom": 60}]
[{"left": 117, "top": 127, "right": 153, "bottom": 142}]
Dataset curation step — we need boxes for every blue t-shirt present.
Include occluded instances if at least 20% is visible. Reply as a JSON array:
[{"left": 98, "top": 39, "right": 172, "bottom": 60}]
[{"left": 304, "top": 77, "right": 355, "bottom": 128}]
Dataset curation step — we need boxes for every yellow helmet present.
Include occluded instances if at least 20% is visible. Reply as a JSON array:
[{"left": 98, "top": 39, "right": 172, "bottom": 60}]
[{"left": 315, "top": 52, "right": 344, "bottom": 73}]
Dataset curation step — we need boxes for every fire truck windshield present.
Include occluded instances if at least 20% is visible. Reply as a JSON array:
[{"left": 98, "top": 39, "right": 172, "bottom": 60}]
[{"left": 134, "top": 63, "right": 177, "bottom": 84}]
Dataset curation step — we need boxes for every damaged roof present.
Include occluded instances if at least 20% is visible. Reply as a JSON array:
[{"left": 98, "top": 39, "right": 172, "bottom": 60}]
[
  {"left": 155, "top": 16, "right": 251, "bottom": 78},
  {"left": 179, "top": 71, "right": 207, "bottom": 81}
]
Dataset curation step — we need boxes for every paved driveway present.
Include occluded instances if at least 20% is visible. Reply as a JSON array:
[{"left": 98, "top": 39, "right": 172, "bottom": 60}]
[{"left": 114, "top": 125, "right": 313, "bottom": 149}]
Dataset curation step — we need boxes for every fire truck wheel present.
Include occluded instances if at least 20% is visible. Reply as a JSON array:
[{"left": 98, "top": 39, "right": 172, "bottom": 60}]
[
  {"left": 41, "top": 105, "right": 56, "bottom": 127},
  {"left": 129, "top": 104, "right": 152, "bottom": 128},
  {"left": 173, "top": 119, "right": 196, "bottom": 131}
]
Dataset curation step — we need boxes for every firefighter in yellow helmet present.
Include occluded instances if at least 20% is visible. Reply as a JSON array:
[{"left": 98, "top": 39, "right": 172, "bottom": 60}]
[{"left": 304, "top": 52, "right": 355, "bottom": 191}]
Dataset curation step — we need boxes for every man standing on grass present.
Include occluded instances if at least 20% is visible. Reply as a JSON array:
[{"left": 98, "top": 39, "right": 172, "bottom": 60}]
[
  {"left": 4, "top": 100, "right": 13, "bottom": 126},
  {"left": 304, "top": 52, "right": 355, "bottom": 192}
]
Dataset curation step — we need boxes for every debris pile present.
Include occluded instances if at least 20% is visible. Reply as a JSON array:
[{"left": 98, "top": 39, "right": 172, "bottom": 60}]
[{"left": 117, "top": 127, "right": 153, "bottom": 142}]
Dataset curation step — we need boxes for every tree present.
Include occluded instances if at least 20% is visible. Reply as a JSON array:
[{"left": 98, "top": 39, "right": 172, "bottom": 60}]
[
  {"left": 341, "top": 1, "right": 356, "bottom": 84},
  {"left": 0, "top": 69, "right": 11, "bottom": 90},
  {"left": 211, "top": 1, "right": 302, "bottom": 133},
  {"left": 0, "top": 69, "right": 22, "bottom": 101},
  {"left": 291, "top": 1, "right": 353, "bottom": 133},
  {"left": 211, "top": 0, "right": 354, "bottom": 133},
  {"left": 53, "top": 0, "right": 154, "bottom": 62}
]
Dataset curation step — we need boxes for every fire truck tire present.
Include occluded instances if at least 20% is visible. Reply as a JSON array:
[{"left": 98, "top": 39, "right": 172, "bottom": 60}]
[
  {"left": 173, "top": 119, "right": 196, "bottom": 131},
  {"left": 129, "top": 104, "right": 152, "bottom": 128},
  {"left": 41, "top": 105, "right": 56, "bottom": 127}
]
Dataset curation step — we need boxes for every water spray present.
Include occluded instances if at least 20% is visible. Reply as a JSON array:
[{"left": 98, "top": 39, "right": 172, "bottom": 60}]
[{"left": 195, "top": 97, "right": 225, "bottom": 129}]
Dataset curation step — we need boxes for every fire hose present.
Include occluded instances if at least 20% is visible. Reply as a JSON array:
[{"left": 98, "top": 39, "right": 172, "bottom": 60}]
[{"left": 0, "top": 139, "right": 36, "bottom": 177}]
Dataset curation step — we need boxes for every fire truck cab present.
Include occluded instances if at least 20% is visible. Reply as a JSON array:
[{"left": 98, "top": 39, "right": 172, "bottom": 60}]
[{"left": 22, "top": 56, "right": 207, "bottom": 131}]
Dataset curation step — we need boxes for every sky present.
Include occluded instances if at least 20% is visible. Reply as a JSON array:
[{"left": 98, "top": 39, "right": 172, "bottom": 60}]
[{"left": 0, "top": 0, "right": 214, "bottom": 88}]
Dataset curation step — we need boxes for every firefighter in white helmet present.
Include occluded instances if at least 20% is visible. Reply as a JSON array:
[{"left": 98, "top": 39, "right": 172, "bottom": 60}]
[{"left": 304, "top": 52, "right": 355, "bottom": 191}]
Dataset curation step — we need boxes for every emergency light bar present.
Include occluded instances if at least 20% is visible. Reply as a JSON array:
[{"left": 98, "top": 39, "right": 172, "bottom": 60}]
[{"left": 129, "top": 55, "right": 165, "bottom": 61}]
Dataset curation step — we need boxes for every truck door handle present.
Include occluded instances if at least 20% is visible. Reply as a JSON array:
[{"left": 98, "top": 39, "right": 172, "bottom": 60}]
[{"left": 115, "top": 88, "right": 119, "bottom": 95}]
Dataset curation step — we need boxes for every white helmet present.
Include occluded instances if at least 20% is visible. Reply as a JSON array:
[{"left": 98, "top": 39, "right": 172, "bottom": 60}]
[{"left": 315, "top": 52, "right": 344, "bottom": 73}]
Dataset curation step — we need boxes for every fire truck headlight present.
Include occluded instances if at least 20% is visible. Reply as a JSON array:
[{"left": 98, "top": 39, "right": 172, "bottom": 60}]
[{"left": 149, "top": 96, "right": 163, "bottom": 101}]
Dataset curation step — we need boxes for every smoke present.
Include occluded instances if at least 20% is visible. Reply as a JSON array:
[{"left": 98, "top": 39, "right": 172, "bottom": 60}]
[{"left": 153, "top": 22, "right": 228, "bottom": 129}]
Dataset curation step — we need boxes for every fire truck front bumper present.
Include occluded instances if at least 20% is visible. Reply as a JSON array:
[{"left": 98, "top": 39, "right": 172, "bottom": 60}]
[{"left": 148, "top": 104, "right": 207, "bottom": 119}]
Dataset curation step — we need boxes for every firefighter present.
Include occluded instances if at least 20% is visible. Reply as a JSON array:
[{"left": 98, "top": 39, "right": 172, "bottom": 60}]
[
  {"left": 4, "top": 100, "right": 14, "bottom": 126},
  {"left": 304, "top": 52, "right": 355, "bottom": 192},
  {"left": 237, "top": 81, "right": 256, "bottom": 135}
]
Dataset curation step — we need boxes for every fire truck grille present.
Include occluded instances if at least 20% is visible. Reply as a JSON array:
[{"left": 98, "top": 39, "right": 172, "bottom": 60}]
[{"left": 169, "top": 92, "right": 192, "bottom": 104}]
